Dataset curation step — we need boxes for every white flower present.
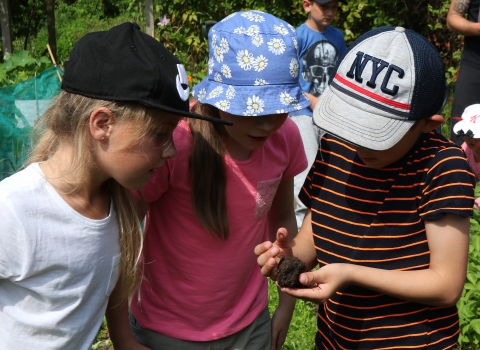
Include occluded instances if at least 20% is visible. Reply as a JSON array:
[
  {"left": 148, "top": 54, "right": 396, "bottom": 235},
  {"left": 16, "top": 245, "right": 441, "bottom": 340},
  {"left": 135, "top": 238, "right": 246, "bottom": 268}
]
[
  {"left": 293, "top": 102, "right": 302, "bottom": 110},
  {"left": 244, "top": 108, "right": 256, "bottom": 116},
  {"left": 211, "top": 33, "right": 217, "bottom": 46},
  {"left": 280, "top": 91, "right": 294, "bottom": 105},
  {"left": 207, "top": 86, "right": 224, "bottom": 99},
  {"left": 221, "top": 64, "right": 232, "bottom": 78},
  {"left": 289, "top": 58, "right": 299, "bottom": 78},
  {"left": 237, "top": 50, "right": 255, "bottom": 70},
  {"left": 254, "top": 79, "right": 268, "bottom": 86},
  {"left": 276, "top": 109, "right": 287, "bottom": 113},
  {"left": 191, "top": 88, "right": 196, "bottom": 98},
  {"left": 214, "top": 45, "right": 224, "bottom": 62},
  {"left": 287, "top": 23, "right": 296, "bottom": 32},
  {"left": 251, "top": 34, "right": 264, "bottom": 47},
  {"left": 242, "top": 11, "right": 265, "bottom": 23},
  {"left": 219, "top": 37, "right": 229, "bottom": 53},
  {"left": 214, "top": 72, "right": 222, "bottom": 82},
  {"left": 253, "top": 55, "right": 268, "bottom": 72},
  {"left": 198, "top": 88, "right": 207, "bottom": 100},
  {"left": 246, "top": 95, "right": 265, "bottom": 115},
  {"left": 273, "top": 24, "right": 289, "bottom": 35},
  {"left": 215, "top": 100, "right": 231, "bottom": 111},
  {"left": 292, "top": 37, "right": 298, "bottom": 52},
  {"left": 226, "top": 85, "right": 236, "bottom": 99},
  {"left": 208, "top": 57, "right": 214, "bottom": 75},
  {"left": 233, "top": 26, "right": 245, "bottom": 34},
  {"left": 245, "top": 25, "right": 260, "bottom": 37},
  {"left": 268, "top": 38, "right": 286, "bottom": 55}
]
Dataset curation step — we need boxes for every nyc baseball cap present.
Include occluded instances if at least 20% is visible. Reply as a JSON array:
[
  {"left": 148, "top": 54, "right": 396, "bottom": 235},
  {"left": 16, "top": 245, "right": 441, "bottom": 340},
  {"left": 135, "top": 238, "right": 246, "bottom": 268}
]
[
  {"left": 313, "top": 26, "right": 446, "bottom": 151},
  {"left": 453, "top": 104, "right": 480, "bottom": 138},
  {"left": 62, "top": 22, "right": 231, "bottom": 125}
]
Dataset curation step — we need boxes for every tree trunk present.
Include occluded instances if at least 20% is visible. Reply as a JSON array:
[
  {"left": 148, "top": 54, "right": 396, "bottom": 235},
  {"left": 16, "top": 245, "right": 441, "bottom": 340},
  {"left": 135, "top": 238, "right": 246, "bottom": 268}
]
[
  {"left": 45, "top": 0, "right": 56, "bottom": 61},
  {"left": 145, "top": 0, "right": 154, "bottom": 37},
  {"left": 0, "top": 0, "right": 12, "bottom": 54}
]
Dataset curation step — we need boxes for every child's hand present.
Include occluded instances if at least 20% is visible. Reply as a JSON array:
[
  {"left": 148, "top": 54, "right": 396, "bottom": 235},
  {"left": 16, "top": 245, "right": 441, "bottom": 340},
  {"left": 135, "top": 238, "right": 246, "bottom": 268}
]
[
  {"left": 254, "top": 228, "right": 293, "bottom": 280},
  {"left": 278, "top": 263, "right": 350, "bottom": 304}
]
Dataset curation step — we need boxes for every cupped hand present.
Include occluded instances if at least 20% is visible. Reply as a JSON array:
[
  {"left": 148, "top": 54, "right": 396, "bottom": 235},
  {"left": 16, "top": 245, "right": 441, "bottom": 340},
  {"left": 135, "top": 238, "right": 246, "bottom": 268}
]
[
  {"left": 278, "top": 263, "right": 350, "bottom": 304},
  {"left": 254, "top": 228, "right": 293, "bottom": 279}
]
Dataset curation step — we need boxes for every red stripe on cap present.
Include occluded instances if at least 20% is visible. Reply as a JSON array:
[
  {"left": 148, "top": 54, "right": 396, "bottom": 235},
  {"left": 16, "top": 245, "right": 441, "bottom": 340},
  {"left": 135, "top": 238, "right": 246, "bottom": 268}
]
[{"left": 335, "top": 74, "right": 411, "bottom": 111}]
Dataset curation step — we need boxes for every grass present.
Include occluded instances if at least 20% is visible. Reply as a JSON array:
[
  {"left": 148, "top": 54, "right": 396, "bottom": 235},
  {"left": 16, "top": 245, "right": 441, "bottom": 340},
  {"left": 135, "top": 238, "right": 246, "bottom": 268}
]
[{"left": 267, "top": 279, "right": 317, "bottom": 350}]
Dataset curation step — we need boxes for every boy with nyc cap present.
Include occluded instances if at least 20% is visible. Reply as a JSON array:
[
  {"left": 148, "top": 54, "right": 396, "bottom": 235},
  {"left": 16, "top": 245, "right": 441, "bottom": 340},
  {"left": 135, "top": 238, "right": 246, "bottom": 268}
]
[{"left": 255, "top": 26, "right": 476, "bottom": 349}]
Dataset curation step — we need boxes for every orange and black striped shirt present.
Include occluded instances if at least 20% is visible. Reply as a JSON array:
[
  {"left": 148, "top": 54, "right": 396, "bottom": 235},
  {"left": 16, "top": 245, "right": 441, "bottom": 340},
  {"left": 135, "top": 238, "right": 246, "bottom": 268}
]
[{"left": 300, "top": 131, "right": 475, "bottom": 349}]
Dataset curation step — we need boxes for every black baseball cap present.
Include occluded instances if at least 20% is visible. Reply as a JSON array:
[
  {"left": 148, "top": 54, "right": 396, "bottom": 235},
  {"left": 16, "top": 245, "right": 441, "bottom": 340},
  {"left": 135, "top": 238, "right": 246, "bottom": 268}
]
[{"left": 62, "top": 22, "right": 231, "bottom": 125}]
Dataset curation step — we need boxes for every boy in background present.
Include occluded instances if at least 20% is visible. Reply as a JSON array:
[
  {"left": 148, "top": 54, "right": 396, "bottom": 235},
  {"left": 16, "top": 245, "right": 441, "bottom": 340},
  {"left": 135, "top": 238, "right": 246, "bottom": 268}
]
[
  {"left": 257, "top": 26, "right": 475, "bottom": 349},
  {"left": 290, "top": 0, "right": 347, "bottom": 229}
]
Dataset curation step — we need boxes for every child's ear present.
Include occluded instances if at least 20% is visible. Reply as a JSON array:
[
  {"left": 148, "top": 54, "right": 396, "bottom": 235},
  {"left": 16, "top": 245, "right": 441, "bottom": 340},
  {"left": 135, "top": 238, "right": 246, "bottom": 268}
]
[
  {"left": 90, "top": 107, "right": 115, "bottom": 142},
  {"left": 303, "top": 0, "right": 313, "bottom": 12},
  {"left": 420, "top": 114, "right": 444, "bottom": 133}
]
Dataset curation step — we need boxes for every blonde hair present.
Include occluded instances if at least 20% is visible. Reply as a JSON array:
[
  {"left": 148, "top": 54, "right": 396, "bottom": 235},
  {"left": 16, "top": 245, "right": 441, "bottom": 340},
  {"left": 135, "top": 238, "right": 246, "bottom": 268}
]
[
  {"left": 189, "top": 102, "right": 230, "bottom": 239},
  {"left": 26, "top": 91, "right": 159, "bottom": 298}
]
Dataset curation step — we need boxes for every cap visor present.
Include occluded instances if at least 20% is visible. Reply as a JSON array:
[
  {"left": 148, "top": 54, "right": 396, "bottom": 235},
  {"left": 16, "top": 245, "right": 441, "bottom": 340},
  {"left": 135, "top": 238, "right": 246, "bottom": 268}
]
[
  {"left": 453, "top": 120, "right": 480, "bottom": 138},
  {"left": 141, "top": 100, "right": 233, "bottom": 126},
  {"left": 313, "top": 86, "right": 414, "bottom": 151}
]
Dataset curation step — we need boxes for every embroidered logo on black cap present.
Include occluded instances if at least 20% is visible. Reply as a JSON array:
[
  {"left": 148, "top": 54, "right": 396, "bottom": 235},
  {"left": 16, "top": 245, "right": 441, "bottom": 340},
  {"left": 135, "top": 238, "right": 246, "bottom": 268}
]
[{"left": 176, "top": 64, "right": 190, "bottom": 101}]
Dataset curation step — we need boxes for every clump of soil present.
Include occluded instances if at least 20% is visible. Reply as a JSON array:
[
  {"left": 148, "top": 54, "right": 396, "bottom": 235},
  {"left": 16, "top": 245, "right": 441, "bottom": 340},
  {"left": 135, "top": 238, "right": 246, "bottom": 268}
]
[{"left": 277, "top": 256, "right": 308, "bottom": 288}]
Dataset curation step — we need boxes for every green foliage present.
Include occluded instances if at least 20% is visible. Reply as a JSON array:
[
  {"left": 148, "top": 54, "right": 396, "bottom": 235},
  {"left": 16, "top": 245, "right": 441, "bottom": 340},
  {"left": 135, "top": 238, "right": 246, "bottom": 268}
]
[
  {"left": 0, "top": 50, "right": 52, "bottom": 86},
  {"left": 92, "top": 318, "right": 112, "bottom": 349},
  {"left": 457, "top": 201, "right": 480, "bottom": 347},
  {"left": 268, "top": 279, "right": 317, "bottom": 349}
]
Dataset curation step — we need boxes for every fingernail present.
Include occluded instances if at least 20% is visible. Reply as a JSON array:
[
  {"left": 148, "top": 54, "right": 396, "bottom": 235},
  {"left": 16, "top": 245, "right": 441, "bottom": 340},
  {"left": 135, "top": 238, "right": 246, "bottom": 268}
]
[
  {"left": 271, "top": 247, "right": 279, "bottom": 255},
  {"left": 300, "top": 274, "right": 307, "bottom": 284},
  {"left": 268, "top": 259, "right": 275, "bottom": 266}
]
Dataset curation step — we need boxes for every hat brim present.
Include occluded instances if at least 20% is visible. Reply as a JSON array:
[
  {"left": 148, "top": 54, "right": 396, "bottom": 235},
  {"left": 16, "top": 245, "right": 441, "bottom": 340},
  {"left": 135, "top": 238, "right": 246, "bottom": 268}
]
[
  {"left": 193, "top": 78, "right": 311, "bottom": 116},
  {"left": 453, "top": 120, "right": 480, "bottom": 138},
  {"left": 62, "top": 85, "right": 232, "bottom": 126},
  {"left": 140, "top": 99, "right": 232, "bottom": 125},
  {"left": 313, "top": 86, "right": 415, "bottom": 151}
]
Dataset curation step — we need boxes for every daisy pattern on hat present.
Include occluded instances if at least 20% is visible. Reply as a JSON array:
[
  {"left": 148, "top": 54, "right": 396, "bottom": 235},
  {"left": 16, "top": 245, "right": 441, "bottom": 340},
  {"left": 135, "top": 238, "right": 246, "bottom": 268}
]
[{"left": 192, "top": 10, "right": 310, "bottom": 116}]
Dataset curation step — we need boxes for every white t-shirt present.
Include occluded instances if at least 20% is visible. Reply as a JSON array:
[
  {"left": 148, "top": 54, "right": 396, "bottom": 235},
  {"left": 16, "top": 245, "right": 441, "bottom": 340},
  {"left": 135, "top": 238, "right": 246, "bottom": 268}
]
[{"left": 0, "top": 163, "right": 120, "bottom": 350}]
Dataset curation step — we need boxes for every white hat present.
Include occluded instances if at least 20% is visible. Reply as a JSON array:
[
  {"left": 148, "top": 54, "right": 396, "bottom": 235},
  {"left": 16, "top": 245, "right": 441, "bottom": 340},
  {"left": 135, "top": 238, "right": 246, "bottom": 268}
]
[{"left": 453, "top": 104, "right": 480, "bottom": 138}]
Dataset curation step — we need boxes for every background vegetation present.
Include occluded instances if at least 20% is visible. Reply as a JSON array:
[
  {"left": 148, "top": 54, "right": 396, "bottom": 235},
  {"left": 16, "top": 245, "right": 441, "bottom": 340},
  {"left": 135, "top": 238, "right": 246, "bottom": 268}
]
[{"left": 2, "top": 0, "right": 479, "bottom": 348}]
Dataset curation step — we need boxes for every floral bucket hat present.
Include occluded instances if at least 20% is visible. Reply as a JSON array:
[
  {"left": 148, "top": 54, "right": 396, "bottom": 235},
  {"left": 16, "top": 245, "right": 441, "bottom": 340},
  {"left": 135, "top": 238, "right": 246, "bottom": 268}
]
[{"left": 192, "top": 10, "right": 310, "bottom": 116}]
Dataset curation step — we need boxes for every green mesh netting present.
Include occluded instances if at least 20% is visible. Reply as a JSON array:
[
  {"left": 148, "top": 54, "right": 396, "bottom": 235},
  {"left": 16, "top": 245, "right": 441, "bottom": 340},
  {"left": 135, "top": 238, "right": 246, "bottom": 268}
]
[{"left": 0, "top": 67, "right": 62, "bottom": 180}]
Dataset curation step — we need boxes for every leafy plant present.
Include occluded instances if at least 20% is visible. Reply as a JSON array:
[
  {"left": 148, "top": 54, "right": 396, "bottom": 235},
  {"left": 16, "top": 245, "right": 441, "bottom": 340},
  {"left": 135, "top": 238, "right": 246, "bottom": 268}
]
[{"left": 0, "top": 50, "right": 52, "bottom": 86}]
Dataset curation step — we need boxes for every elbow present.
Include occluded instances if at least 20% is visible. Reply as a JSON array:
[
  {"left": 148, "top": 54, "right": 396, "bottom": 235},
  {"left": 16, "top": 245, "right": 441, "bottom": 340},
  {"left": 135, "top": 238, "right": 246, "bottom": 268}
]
[
  {"left": 435, "top": 288, "right": 463, "bottom": 307},
  {"left": 446, "top": 21, "right": 456, "bottom": 34}
]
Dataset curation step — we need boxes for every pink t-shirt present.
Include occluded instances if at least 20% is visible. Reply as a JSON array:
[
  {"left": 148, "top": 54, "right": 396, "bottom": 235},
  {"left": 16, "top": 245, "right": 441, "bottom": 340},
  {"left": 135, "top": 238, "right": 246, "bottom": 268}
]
[
  {"left": 462, "top": 142, "right": 480, "bottom": 182},
  {"left": 131, "top": 119, "right": 307, "bottom": 341},
  {"left": 462, "top": 142, "right": 480, "bottom": 208}
]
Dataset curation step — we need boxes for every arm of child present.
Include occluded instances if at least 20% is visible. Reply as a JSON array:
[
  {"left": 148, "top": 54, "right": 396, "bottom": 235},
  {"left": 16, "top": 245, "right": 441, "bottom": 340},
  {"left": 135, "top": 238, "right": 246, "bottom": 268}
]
[
  {"left": 447, "top": 0, "right": 480, "bottom": 36},
  {"left": 105, "top": 280, "right": 150, "bottom": 350},
  {"left": 266, "top": 178, "right": 300, "bottom": 350},
  {"left": 304, "top": 92, "right": 318, "bottom": 112},
  {"left": 280, "top": 213, "right": 469, "bottom": 307}
]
